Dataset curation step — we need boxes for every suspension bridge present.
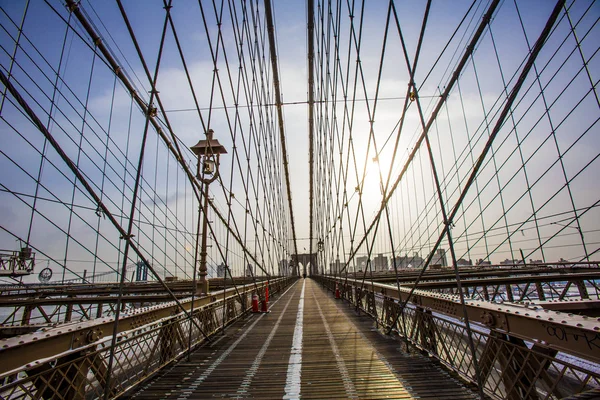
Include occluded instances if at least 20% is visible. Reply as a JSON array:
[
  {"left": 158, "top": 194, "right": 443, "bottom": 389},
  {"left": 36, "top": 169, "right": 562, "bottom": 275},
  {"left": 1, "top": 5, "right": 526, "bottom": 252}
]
[{"left": 0, "top": 0, "right": 599, "bottom": 398}]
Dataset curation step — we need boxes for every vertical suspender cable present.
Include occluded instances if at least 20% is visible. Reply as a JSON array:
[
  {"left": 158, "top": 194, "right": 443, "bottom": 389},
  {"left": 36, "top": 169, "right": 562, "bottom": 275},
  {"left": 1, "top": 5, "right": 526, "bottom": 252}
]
[{"left": 308, "top": 0, "right": 315, "bottom": 276}]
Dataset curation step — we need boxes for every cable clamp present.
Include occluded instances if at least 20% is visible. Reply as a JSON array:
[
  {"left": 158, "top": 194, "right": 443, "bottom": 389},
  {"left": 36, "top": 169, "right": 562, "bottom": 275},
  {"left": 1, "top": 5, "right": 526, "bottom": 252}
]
[
  {"left": 95, "top": 206, "right": 105, "bottom": 219},
  {"left": 147, "top": 106, "right": 158, "bottom": 117},
  {"left": 67, "top": 1, "right": 80, "bottom": 13}
]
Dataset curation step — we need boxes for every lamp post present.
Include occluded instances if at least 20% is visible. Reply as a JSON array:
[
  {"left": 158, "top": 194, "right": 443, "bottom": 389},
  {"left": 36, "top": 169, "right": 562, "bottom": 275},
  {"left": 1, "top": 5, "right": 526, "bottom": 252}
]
[
  {"left": 317, "top": 239, "right": 324, "bottom": 275},
  {"left": 190, "top": 129, "right": 227, "bottom": 295}
]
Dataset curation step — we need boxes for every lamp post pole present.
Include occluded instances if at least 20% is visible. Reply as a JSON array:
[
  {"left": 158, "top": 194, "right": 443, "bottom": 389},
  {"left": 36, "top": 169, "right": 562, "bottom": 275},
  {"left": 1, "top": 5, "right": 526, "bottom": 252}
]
[
  {"left": 190, "top": 129, "right": 227, "bottom": 296},
  {"left": 198, "top": 179, "right": 210, "bottom": 295}
]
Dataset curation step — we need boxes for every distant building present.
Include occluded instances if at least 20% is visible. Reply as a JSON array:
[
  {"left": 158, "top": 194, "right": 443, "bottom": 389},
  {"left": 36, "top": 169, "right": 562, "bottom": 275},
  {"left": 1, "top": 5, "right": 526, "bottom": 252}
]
[
  {"left": 217, "top": 263, "right": 231, "bottom": 278},
  {"left": 431, "top": 249, "right": 447, "bottom": 267},
  {"left": 476, "top": 259, "right": 492, "bottom": 266},
  {"left": 499, "top": 259, "right": 523, "bottom": 266},
  {"left": 394, "top": 253, "right": 424, "bottom": 269},
  {"left": 373, "top": 254, "right": 388, "bottom": 272},
  {"left": 393, "top": 255, "right": 406, "bottom": 269},
  {"left": 456, "top": 258, "right": 472, "bottom": 267},
  {"left": 356, "top": 256, "right": 368, "bottom": 272},
  {"left": 246, "top": 263, "right": 254, "bottom": 277},
  {"left": 409, "top": 253, "right": 424, "bottom": 268},
  {"left": 329, "top": 258, "right": 343, "bottom": 275},
  {"left": 135, "top": 261, "right": 148, "bottom": 281}
]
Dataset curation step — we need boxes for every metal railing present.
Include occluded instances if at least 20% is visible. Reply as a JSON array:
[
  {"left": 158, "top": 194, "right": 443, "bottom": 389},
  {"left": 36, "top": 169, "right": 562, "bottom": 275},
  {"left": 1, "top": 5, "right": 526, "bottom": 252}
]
[
  {"left": 0, "top": 277, "right": 294, "bottom": 399},
  {"left": 316, "top": 275, "right": 600, "bottom": 399}
]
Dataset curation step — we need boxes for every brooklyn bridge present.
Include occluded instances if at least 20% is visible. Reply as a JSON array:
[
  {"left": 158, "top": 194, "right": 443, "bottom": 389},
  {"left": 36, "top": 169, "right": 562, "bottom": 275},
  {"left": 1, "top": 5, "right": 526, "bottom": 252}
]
[{"left": 0, "top": 0, "right": 599, "bottom": 398}]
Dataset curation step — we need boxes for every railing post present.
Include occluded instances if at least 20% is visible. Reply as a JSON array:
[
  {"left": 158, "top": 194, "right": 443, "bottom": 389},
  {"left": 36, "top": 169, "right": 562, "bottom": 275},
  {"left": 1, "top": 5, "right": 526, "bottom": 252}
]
[
  {"left": 535, "top": 282, "right": 546, "bottom": 301},
  {"left": 21, "top": 304, "right": 33, "bottom": 325}
]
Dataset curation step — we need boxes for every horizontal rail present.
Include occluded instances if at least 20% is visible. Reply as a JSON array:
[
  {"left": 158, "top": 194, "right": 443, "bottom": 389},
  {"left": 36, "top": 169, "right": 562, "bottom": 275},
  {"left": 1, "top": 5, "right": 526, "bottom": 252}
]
[
  {"left": 393, "top": 272, "right": 600, "bottom": 289},
  {"left": 315, "top": 275, "right": 600, "bottom": 399},
  {"left": 357, "top": 265, "right": 600, "bottom": 283},
  {"left": 0, "top": 277, "right": 291, "bottom": 376},
  {"left": 0, "top": 277, "right": 267, "bottom": 301},
  {"left": 317, "top": 276, "right": 600, "bottom": 363}
]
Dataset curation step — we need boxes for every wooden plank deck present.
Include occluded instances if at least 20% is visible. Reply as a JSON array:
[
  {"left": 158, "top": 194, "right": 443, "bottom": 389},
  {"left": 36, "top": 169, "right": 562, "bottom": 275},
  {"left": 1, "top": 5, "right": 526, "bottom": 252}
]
[{"left": 128, "top": 279, "right": 476, "bottom": 399}]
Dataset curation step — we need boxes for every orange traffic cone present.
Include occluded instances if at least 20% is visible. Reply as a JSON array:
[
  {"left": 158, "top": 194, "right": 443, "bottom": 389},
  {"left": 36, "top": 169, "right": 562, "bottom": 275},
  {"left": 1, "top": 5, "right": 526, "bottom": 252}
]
[
  {"left": 261, "top": 299, "right": 269, "bottom": 312},
  {"left": 251, "top": 293, "right": 259, "bottom": 313},
  {"left": 335, "top": 283, "right": 341, "bottom": 299},
  {"left": 265, "top": 284, "right": 269, "bottom": 303}
]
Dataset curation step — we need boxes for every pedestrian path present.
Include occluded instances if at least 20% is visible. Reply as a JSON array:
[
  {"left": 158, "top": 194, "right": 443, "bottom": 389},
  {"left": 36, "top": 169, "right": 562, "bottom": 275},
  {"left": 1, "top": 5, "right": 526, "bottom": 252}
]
[{"left": 128, "top": 279, "right": 476, "bottom": 399}]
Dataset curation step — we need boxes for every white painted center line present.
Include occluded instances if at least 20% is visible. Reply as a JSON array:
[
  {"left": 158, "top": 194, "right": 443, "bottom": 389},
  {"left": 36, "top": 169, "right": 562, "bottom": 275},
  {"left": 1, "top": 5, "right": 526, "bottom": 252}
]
[
  {"left": 283, "top": 279, "right": 305, "bottom": 399},
  {"left": 177, "top": 281, "right": 299, "bottom": 399},
  {"left": 235, "top": 285, "right": 297, "bottom": 397}
]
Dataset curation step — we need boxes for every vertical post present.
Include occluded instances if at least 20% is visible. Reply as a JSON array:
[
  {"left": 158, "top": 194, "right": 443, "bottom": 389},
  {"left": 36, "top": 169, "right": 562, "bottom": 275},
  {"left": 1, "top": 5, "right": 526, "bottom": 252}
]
[
  {"left": 506, "top": 284, "right": 514, "bottom": 302},
  {"left": 65, "top": 296, "right": 74, "bottom": 322},
  {"left": 535, "top": 282, "right": 546, "bottom": 300},
  {"left": 21, "top": 304, "right": 33, "bottom": 325},
  {"left": 198, "top": 182, "right": 210, "bottom": 295}
]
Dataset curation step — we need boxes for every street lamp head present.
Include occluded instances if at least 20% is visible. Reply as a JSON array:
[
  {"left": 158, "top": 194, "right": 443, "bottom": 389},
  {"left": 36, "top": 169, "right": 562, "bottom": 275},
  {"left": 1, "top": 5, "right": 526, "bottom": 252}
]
[
  {"left": 190, "top": 129, "right": 227, "bottom": 183},
  {"left": 190, "top": 129, "right": 228, "bottom": 157}
]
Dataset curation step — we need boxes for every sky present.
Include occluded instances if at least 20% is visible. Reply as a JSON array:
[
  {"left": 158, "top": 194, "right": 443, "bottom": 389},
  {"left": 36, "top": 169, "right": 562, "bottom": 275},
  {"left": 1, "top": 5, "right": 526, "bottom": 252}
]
[{"left": 0, "top": 0, "right": 598, "bottom": 282}]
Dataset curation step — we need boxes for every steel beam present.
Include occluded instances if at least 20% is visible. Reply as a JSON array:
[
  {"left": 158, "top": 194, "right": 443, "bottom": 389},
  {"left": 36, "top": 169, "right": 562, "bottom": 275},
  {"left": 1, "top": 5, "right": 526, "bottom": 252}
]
[{"left": 390, "top": 271, "right": 600, "bottom": 290}]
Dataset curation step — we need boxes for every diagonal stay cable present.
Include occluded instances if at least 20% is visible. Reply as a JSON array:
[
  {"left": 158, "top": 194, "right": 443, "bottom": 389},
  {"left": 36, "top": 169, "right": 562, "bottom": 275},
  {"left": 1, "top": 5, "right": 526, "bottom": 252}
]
[
  {"left": 264, "top": 0, "right": 300, "bottom": 265},
  {"left": 103, "top": 1, "right": 173, "bottom": 391},
  {"left": 385, "top": 0, "right": 566, "bottom": 350},
  {"left": 0, "top": 70, "right": 212, "bottom": 338},
  {"left": 163, "top": 0, "right": 251, "bottom": 303},
  {"left": 64, "top": 0, "right": 269, "bottom": 279},
  {"left": 391, "top": 2, "right": 485, "bottom": 395},
  {"left": 338, "top": 0, "right": 500, "bottom": 276}
]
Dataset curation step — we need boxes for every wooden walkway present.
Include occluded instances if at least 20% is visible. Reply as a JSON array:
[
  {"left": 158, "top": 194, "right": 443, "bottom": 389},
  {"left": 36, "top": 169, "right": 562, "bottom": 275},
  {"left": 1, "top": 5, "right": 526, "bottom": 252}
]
[{"left": 128, "top": 279, "right": 477, "bottom": 399}]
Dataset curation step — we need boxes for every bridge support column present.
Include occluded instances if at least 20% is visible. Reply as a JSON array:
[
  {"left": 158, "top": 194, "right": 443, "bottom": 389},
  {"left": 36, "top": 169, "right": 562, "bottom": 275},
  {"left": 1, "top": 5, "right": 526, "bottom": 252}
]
[
  {"left": 482, "top": 286, "right": 490, "bottom": 301},
  {"left": 354, "top": 287, "right": 364, "bottom": 312},
  {"left": 226, "top": 298, "right": 237, "bottom": 320},
  {"left": 344, "top": 284, "right": 353, "bottom": 302},
  {"left": 505, "top": 284, "right": 514, "bottom": 302},
  {"left": 201, "top": 307, "right": 216, "bottom": 334},
  {"left": 65, "top": 295, "right": 74, "bottom": 322}
]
